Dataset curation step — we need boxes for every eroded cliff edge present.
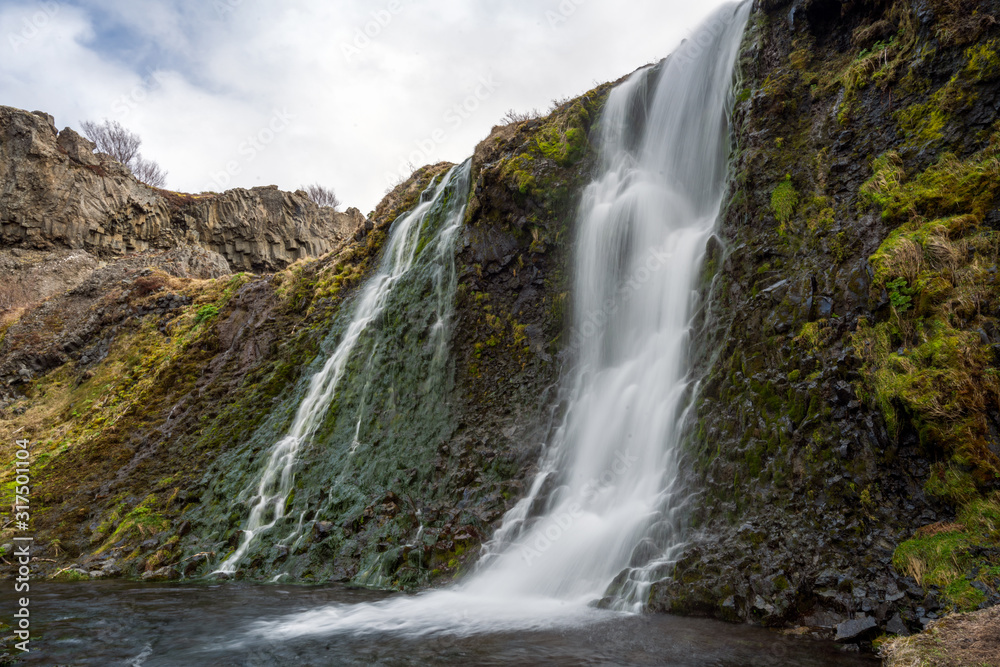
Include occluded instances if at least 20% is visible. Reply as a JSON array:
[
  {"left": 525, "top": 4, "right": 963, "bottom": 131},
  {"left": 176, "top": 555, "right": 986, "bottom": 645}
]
[{"left": 1, "top": 106, "right": 365, "bottom": 274}]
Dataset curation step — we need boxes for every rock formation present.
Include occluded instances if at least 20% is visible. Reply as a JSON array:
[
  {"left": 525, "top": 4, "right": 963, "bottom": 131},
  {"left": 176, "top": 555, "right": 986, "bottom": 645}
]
[{"left": 0, "top": 106, "right": 366, "bottom": 272}]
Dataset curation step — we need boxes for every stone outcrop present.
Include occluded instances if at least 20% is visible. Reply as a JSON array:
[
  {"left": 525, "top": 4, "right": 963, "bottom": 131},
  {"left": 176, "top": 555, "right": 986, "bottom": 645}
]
[{"left": 0, "top": 105, "right": 366, "bottom": 272}]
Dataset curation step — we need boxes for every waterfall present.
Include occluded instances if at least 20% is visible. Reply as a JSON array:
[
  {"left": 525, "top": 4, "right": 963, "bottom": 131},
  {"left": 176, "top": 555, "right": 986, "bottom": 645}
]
[
  {"left": 215, "top": 160, "right": 472, "bottom": 574},
  {"left": 248, "top": 1, "right": 751, "bottom": 639},
  {"left": 472, "top": 2, "right": 751, "bottom": 610}
]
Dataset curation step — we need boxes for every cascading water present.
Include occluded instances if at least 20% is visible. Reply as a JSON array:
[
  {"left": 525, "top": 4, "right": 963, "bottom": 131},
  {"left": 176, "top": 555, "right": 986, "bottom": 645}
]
[
  {"left": 215, "top": 160, "right": 472, "bottom": 574},
  {"left": 247, "top": 1, "right": 750, "bottom": 640}
]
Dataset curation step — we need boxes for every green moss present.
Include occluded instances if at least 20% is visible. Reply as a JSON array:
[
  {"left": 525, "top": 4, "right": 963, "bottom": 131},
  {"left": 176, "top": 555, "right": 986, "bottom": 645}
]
[
  {"left": 788, "top": 49, "right": 810, "bottom": 71},
  {"left": 51, "top": 568, "right": 89, "bottom": 581},
  {"left": 99, "top": 495, "right": 169, "bottom": 552},
  {"left": 925, "top": 463, "right": 979, "bottom": 506},
  {"left": 863, "top": 146, "right": 1000, "bottom": 223},
  {"left": 770, "top": 175, "right": 799, "bottom": 229},
  {"left": 534, "top": 102, "right": 590, "bottom": 167},
  {"left": 795, "top": 320, "right": 832, "bottom": 350},
  {"left": 832, "top": 13, "right": 920, "bottom": 124},
  {"left": 855, "top": 317, "right": 998, "bottom": 473},
  {"left": 943, "top": 578, "right": 987, "bottom": 609},
  {"left": 493, "top": 84, "right": 609, "bottom": 203},
  {"left": 964, "top": 39, "right": 1000, "bottom": 81},
  {"left": 194, "top": 304, "right": 219, "bottom": 324},
  {"left": 958, "top": 494, "right": 1000, "bottom": 535},
  {"left": 855, "top": 132, "right": 1000, "bottom": 488},
  {"left": 896, "top": 97, "right": 950, "bottom": 145},
  {"left": 760, "top": 71, "right": 799, "bottom": 115},
  {"left": 500, "top": 154, "right": 538, "bottom": 194},
  {"left": 893, "top": 492, "right": 1000, "bottom": 611},
  {"left": 894, "top": 39, "right": 993, "bottom": 148}
]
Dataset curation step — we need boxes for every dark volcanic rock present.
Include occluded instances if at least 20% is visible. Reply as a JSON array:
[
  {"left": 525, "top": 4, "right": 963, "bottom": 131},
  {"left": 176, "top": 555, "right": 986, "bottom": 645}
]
[
  {"left": 650, "top": 0, "right": 1000, "bottom": 637},
  {"left": 835, "top": 616, "right": 878, "bottom": 643}
]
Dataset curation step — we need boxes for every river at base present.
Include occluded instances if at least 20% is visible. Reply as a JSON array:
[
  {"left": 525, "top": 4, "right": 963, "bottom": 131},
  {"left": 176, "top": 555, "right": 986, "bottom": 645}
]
[{"left": 4, "top": 582, "right": 878, "bottom": 666}]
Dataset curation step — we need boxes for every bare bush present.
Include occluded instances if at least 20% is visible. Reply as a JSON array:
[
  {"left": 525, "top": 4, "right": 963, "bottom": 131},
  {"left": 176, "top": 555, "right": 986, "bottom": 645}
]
[
  {"left": 302, "top": 183, "right": 341, "bottom": 209},
  {"left": 131, "top": 155, "right": 167, "bottom": 188},
  {"left": 548, "top": 96, "right": 573, "bottom": 113},
  {"left": 80, "top": 119, "right": 140, "bottom": 165},
  {"left": 502, "top": 108, "right": 541, "bottom": 125},
  {"left": 80, "top": 119, "right": 168, "bottom": 188}
]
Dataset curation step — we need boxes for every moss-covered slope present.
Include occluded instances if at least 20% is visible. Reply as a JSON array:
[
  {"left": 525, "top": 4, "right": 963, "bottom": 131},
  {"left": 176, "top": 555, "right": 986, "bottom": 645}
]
[{"left": 0, "top": 83, "right": 615, "bottom": 590}]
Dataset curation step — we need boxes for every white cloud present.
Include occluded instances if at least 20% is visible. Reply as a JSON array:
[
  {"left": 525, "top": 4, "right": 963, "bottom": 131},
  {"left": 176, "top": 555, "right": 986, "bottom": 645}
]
[{"left": 0, "top": 0, "right": 737, "bottom": 211}]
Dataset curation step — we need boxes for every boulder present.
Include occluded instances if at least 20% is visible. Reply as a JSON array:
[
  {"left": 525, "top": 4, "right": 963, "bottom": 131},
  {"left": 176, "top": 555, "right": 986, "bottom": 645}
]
[{"left": 835, "top": 616, "right": 878, "bottom": 643}]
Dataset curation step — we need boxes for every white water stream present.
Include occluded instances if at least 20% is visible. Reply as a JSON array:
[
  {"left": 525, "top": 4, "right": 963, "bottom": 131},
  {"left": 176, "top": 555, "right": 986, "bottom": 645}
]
[
  {"left": 216, "top": 161, "right": 472, "bottom": 574},
  {"left": 246, "top": 1, "right": 751, "bottom": 640}
]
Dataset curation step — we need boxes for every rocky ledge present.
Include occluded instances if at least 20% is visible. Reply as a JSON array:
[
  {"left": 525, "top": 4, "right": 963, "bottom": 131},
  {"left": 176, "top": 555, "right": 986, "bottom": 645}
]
[{"left": 1, "top": 106, "right": 367, "bottom": 273}]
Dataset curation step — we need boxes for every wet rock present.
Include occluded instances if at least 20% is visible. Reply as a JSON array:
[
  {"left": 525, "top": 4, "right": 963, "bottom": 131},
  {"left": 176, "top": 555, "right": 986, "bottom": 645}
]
[
  {"left": 886, "top": 613, "right": 909, "bottom": 636},
  {"left": 312, "top": 521, "right": 335, "bottom": 540},
  {"left": 99, "top": 559, "right": 122, "bottom": 577},
  {"left": 628, "top": 538, "right": 659, "bottom": 568},
  {"left": 835, "top": 616, "right": 878, "bottom": 643},
  {"left": 141, "top": 566, "right": 179, "bottom": 581},
  {"left": 182, "top": 553, "right": 213, "bottom": 576}
]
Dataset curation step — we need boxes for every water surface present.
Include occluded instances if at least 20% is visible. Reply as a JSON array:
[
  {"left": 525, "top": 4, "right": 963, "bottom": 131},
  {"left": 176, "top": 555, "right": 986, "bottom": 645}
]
[{"left": 4, "top": 582, "right": 878, "bottom": 666}]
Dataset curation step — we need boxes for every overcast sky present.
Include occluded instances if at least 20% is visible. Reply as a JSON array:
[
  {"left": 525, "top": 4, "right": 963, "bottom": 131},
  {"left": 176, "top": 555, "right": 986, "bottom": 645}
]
[{"left": 1, "top": 0, "right": 733, "bottom": 212}]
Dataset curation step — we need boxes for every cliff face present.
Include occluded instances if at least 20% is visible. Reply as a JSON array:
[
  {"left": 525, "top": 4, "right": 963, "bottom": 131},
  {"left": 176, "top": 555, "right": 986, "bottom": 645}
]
[
  {"left": 651, "top": 0, "right": 1000, "bottom": 640},
  {"left": 2, "top": 0, "right": 999, "bottom": 649},
  {"left": 0, "top": 106, "right": 365, "bottom": 273},
  {"left": 0, "top": 80, "right": 609, "bottom": 587}
]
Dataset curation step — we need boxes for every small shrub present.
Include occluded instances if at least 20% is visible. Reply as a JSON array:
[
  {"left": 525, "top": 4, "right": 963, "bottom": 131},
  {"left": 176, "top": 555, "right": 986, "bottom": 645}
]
[
  {"left": 132, "top": 274, "right": 169, "bottom": 297},
  {"left": 502, "top": 108, "right": 540, "bottom": 124},
  {"left": 886, "top": 277, "right": 913, "bottom": 312},
  {"left": 80, "top": 119, "right": 167, "bottom": 187},
  {"left": 302, "top": 184, "right": 340, "bottom": 210},
  {"left": 771, "top": 174, "right": 799, "bottom": 228},
  {"left": 194, "top": 305, "right": 219, "bottom": 325}
]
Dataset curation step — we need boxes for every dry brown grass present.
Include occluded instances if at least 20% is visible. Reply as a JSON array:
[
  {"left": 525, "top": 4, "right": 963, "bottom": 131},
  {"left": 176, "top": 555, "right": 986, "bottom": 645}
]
[
  {"left": 882, "top": 605, "right": 1000, "bottom": 666},
  {"left": 915, "top": 522, "right": 966, "bottom": 538},
  {"left": 929, "top": 0, "right": 998, "bottom": 46},
  {"left": 900, "top": 552, "right": 928, "bottom": 585}
]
